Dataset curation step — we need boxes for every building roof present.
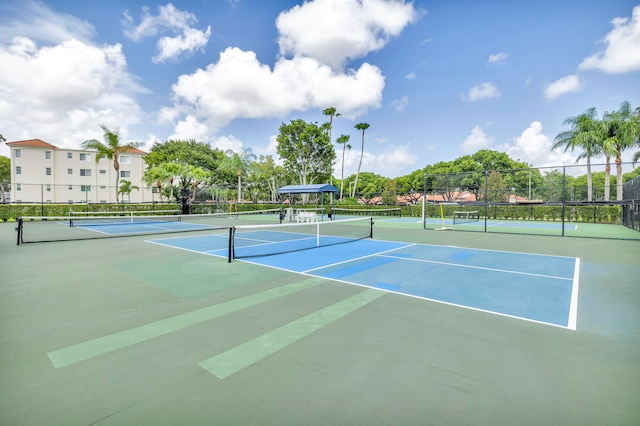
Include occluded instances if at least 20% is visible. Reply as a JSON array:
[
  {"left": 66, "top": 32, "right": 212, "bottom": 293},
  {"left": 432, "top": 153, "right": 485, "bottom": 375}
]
[
  {"left": 5, "top": 139, "right": 146, "bottom": 154},
  {"left": 278, "top": 184, "right": 339, "bottom": 194},
  {"left": 122, "top": 146, "right": 147, "bottom": 155},
  {"left": 6, "top": 139, "right": 58, "bottom": 149}
]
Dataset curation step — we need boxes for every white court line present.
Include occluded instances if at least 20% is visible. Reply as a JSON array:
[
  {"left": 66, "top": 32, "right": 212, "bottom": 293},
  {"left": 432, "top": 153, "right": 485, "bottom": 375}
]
[
  {"left": 567, "top": 258, "right": 580, "bottom": 330},
  {"left": 378, "top": 253, "right": 573, "bottom": 281},
  {"left": 303, "top": 243, "right": 416, "bottom": 273}
]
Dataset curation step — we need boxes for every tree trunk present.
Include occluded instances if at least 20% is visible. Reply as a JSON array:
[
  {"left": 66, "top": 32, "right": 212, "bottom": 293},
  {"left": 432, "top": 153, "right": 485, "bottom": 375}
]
[
  {"left": 616, "top": 151, "right": 623, "bottom": 201},
  {"left": 604, "top": 158, "right": 611, "bottom": 201},
  {"left": 113, "top": 158, "right": 120, "bottom": 203},
  {"left": 340, "top": 145, "right": 346, "bottom": 200},
  {"left": 586, "top": 156, "right": 592, "bottom": 202}
]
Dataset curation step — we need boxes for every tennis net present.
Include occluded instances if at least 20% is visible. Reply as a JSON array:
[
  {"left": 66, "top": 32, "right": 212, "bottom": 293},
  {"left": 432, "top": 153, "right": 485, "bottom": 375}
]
[
  {"left": 453, "top": 210, "right": 480, "bottom": 224},
  {"left": 16, "top": 209, "right": 281, "bottom": 244},
  {"left": 331, "top": 207, "right": 401, "bottom": 218},
  {"left": 229, "top": 216, "right": 374, "bottom": 261}
]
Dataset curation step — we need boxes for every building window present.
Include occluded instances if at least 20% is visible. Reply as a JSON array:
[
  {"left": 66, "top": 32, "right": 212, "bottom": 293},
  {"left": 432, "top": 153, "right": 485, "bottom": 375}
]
[
  {"left": 46, "top": 185, "right": 51, "bottom": 192},
  {"left": 45, "top": 151, "right": 52, "bottom": 159},
  {"left": 81, "top": 185, "right": 91, "bottom": 192},
  {"left": 16, "top": 166, "right": 21, "bottom": 175},
  {"left": 80, "top": 169, "right": 91, "bottom": 176},
  {"left": 120, "top": 170, "right": 131, "bottom": 178},
  {"left": 68, "top": 185, "right": 73, "bottom": 190},
  {"left": 16, "top": 184, "right": 21, "bottom": 191},
  {"left": 100, "top": 186, "right": 106, "bottom": 189},
  {"left": 46, "top": 167, "right": 52, "bottom": 176},
  {"left": 99, "top": 169, "right": 106, "bottom": 174},
  {"left": 68, "top": 168, "right": 73, "bottom": 175},
  {"left": 67, "top": 152, "right": 73, "bottom": 159},
  {"left": 15, "top": 149, "right": 21, "bottom": 158},
  {"left": 80, "top": 153, "right": 90, "bottom": 161},
  {"left": 119, "top": 155, "right": 132, "bottom": 164}
]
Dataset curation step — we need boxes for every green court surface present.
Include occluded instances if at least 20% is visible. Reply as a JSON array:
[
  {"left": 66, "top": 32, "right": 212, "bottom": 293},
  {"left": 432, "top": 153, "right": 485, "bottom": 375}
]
[{"left": 1, "top": 220, "right": 639, "bottom": 425}]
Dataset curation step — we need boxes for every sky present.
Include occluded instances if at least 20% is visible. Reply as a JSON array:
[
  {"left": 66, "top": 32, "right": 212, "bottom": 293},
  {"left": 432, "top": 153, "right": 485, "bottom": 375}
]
[{"left": 1, "top": 0, "right": 639, "bottom": 179}]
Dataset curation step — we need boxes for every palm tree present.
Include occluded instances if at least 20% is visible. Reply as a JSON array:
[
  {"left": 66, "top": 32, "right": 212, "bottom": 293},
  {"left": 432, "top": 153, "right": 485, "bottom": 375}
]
[
  {"left": 602, "top": 102, "right": 640, "bottom": 200},
  {"left": 335, "top": 134, "right": 351, "bottom": 200},
  {"left": 323, "top": 107, "right": 340, "bottom": 182},
  {"left": 352, "top": 122, "right": 370, "bottom": 198},
  {"left": 118, "top": 180, "right": 139, "bottom": 203},
  {"left": 223, "top": 148, "right": 256, "bottom": 201},
  {"left": 633, "top": 106, "right": 640, "bottom": 165},
  {"left": 552, "top": 108, "right": 599, "bottom": 201},
  {"left": 82, "top": 124, "right": 142, "bottom": 203}
]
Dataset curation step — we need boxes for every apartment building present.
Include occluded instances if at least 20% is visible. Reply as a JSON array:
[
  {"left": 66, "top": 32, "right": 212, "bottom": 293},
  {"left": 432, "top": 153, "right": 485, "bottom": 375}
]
[{"left": 6, "top": 139, "right": 149, "bottom": 204}]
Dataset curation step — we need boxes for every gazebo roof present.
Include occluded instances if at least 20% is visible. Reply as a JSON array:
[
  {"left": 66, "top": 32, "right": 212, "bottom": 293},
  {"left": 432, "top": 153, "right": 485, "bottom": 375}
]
[{"left": 277, "top": 184, "right": 338, "bottom": 194}]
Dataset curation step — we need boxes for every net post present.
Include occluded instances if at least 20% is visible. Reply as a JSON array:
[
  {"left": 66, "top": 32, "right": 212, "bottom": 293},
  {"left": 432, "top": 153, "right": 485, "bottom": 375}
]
[
  {"left": 369, "top": 217, "right": 374, "bottom": 239},
  {"left": 228, "top": 226, "right": 235, "bottom": 263},
  {"left": 16, "top": 217, "right": 23, "bottom": 246}
]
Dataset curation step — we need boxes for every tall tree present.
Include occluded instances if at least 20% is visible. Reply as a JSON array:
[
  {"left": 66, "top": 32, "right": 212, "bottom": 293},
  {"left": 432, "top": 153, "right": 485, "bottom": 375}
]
[
  {"left": 118, "top": 180, "right": 139, "bottom": 203},
  {"left": 276, "top": 119, "right": 335, "bottom": 187},
  {"left": 633, "top": 106, "right": 640, "bottom": 165},
  {"left": 552, "top": 108, "right": 599, "bottom": 201},
  {"left": 0, "top": 155, "right": 9, "bottom": 203},
  {"left": 221, "top": 148, "right": 256, "bottom": 201},
  {"left": 251, "top": 155, "right": 289, "bottom": 203},
  {"left": 323, "top": 108, "right": 340, "bottom": 182},
  {"left": 336, "top": 134, "right": 351, "bottom": 200},
  {"left": 82, "top": 124, "right": 142, "bottom": 203},
  {"left": 145, "top": 139, "right": 225, "bottom": 173},
  {"left": 352, "top": 122, "right": 370, "bottom": 197},
  {"left": 602, "top": 101, "right": 640, "bottom": 200}
]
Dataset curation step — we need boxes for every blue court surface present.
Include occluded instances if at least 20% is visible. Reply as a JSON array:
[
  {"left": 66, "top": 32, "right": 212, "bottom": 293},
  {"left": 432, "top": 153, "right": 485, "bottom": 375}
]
[
  {"left": 74, "top": 220, "right": 215, "bottom": 235},
  {"left": 148, "top": 233, "right": 580, "bottom": 329}
]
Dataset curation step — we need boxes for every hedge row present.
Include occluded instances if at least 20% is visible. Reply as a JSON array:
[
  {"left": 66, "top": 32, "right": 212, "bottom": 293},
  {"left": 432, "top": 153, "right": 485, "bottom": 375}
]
[
  {"left": 415, "top": 204, "right": 622, "bottom": 224},
  {"left": 0, "top": 202, "right": 622, "bottom": 224}
]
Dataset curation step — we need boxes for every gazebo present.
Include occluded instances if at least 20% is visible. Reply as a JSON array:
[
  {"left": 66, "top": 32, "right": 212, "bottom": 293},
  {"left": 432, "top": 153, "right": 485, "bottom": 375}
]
[{"left": 277, "top": 184, "right": 338, "bottom": 222}]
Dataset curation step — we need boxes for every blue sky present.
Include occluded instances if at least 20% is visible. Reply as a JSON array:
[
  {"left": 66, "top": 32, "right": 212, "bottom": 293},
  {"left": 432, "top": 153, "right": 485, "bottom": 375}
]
[{"left": 1, "top": 0, "right": 639, "bottom": 178}]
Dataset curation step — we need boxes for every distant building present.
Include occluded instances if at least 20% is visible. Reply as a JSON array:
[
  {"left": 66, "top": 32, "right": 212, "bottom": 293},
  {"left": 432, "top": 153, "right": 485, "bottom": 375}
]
[{"left": 6, "top": 139, "right": 149, "bottom": 204}]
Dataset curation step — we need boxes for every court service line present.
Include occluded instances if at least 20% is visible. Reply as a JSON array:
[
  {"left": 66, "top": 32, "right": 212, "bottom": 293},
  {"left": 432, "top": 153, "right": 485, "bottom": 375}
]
[
  {"left": 378, "top": 254, "right": 573, "bottom": 281},
  {"left": 198, "top": 288, "right": 385, "bottom": 379},
  {"left": 47, "top": 278, "right": 324, "bottom": 369},
  {"left": 303, "top": 243, "right": 416, "bottom": 273}
]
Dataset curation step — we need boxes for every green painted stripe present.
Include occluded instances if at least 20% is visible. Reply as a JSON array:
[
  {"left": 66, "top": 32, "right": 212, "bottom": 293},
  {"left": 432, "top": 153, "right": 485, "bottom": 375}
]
[
  {"left": 199, "top": 288, "right": 384, "bottom": 379},
  {"left": 48, "top": 278, "right": 324, "bottom": 368}
]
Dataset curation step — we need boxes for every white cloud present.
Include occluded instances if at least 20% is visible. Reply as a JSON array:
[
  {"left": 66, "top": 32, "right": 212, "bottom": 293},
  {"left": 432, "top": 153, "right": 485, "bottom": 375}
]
[
  {"left": 123, "top": 3, "right": 197, "bottom": 40},
  {"left": 390, "top": 96, "right": 409, "bottom": 112},
  {"left": 487, "top": 52, "right": 508, "bottom": 65},
  {"left": 153, "top": 26, "right": 211, "bottom": 63},
  {"left": 465, "top": 82, "right": 500, "bottom": 101},
  {"left": 0, "top": 0, "right": 95, "bottom": 45},
  {"left": 579, "top": 5, "right": 640, "bottom": 74},
  {"left": 211, "top": 134, "right": 244, "bottom": 152},
  {"left": 336, "top": 143, "right": 416, "bottom": 178},
  {"left": 405, "top": 72, "right": 417, "bottom": 80},
  {"left": 544, "top": 74, "right": 582, "bottom": 100},
  {"left": 0, "top": 36, "right": 145, "bottom": 152},
  {"left": 164, "top": 47, "right": 385, "bottom": 135},
  {"left": 462, "top": 125, "right": 493, "bottom": 153},
  {"left": 276, "top": 0, "right": 417, "bottom": 69},
  {"left": 123, "top": 3, "right": 210, "bottom": 62},
  {"left": 497, "top": 121, "right": 575, "bottom": 167}
]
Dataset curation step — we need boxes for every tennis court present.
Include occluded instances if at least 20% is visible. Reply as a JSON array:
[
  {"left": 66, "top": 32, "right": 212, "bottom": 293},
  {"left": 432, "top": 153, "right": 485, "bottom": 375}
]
[
  {"left": 149, "top": 230, "right": 579, "bottom": 329},
  {"left": 1, "top": 218, "right": 639, "bottom": 425}
]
